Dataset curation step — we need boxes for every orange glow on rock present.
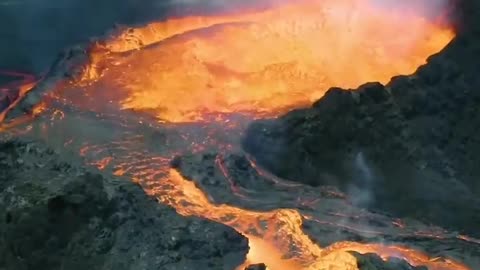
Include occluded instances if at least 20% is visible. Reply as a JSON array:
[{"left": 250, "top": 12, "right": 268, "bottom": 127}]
[{"left": 0, "top": 70, "right": 38, "bottom": 123}]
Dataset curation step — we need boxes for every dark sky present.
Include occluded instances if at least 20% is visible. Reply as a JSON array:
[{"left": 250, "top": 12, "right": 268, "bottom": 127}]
[
  {"left": 0, "top": 0, "right": 264, "bottom": 74},
  {"left": 0, "top": 0, "right": 451, "bottom": 75},
  {"left": 0, "top": 0, "right": 172, "bottom": 73}
]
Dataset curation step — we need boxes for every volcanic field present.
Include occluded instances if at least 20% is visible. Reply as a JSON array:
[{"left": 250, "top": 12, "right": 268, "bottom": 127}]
[{"left": 0, "top": 0, "right": 479, "bottom": 270}]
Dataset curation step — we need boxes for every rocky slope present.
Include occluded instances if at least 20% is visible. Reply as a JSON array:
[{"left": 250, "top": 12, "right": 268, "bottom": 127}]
[
  {"left": 0, "top": 140, "right": 449, "bottom": 270},
  {"left": 243, "top": 0, "right": 480, "bottom": 236},
  {"left": 0, "top": 140, "right": 248, "bottom": 270}
]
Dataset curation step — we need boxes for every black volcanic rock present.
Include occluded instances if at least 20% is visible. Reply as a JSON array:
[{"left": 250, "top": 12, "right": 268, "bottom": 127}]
[
  {"left": 0, "top": 88, "right": 18, "bottom": 113},
  {"left": 245, "top": 263, "right": 267, "bottom": 270},
  {"left": 0, "top": 140, "right": 248, "bottom": 270},
  {"left": 353, "top": 253, "right": 427, "bottom": 270},
  {"left": 243, "top": 1, "right": 480, "bottom": 236},
  {"left": 0, "top": 91, "right": 10, "bottom": 112}
]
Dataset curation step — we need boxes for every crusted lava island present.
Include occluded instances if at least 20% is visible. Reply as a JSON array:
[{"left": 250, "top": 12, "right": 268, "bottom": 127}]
[{"left": 1, "top": 0, "right": 479, "bottom": 270}]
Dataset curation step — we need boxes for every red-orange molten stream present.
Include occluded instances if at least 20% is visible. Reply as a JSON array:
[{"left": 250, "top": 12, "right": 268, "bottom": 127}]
[
  {"left": 143, "top": 169, "right": 469, "bottom": 270},
  {"left": 0, "top": 70, "right": 38, "bottom": 123},
  {"left": 80, "top": 0, "right": 454, "bottom": 122}
]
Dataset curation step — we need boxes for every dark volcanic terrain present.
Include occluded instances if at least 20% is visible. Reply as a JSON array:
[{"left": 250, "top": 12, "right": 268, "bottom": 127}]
[
  {"left": 0, "top": 140, "right": 248, "bottom": 270},
  {"left": 1, "top": 0, "right": 480, "bottom": 270}
]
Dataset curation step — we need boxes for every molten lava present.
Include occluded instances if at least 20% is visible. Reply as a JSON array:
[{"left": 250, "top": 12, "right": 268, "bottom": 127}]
[
  {"left": 75, "top": 0, "right": 455, "bottom": 122},
  {"left": 0, "top": 70, "right": 38, "bottom": 123},
  {"left": 152, "top": 169, "right": 470, "bottom": 270}
]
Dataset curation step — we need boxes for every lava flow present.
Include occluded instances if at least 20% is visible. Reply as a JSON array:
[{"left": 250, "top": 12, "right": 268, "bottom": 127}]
[
  {"left": 154, "top": 169, "right": 470, "bottom": 270},
  {"left": 0, "top": 0, "right": 473, "bottom": 270},
  {"left": 68, "top": 0, "right": 456, "bottom": 123},
  {"left": 0, "top": 70, "right": 38, "bottom": 123}
]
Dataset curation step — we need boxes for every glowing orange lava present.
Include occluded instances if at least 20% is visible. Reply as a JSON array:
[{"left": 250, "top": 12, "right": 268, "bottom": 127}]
[
  {"left": 75, "top": 0, "right": 455, "bottom": 123},
  {"left": 0, "top": 70, "right": 38, "bottom": 123},
  {"left": 148, "top": 169, "right": 470, "bottom": 270}
]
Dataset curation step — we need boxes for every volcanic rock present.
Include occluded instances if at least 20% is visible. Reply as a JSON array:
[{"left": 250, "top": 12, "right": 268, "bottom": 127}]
[
  {"left": 0, "top": 93, "right": 9, "bottom": 113},
  {"left": 353, "top": 252, "right": 427, "bottom": 270},
  {"left": 245, "top": 263, "right": 267, "bottom": 270},
  {"left": 173, "top": 152, "right": 275, "bottom": 193},
  {"left": 242, "top": 1, "right": 480, "bottom": 236},
  {"left": 0, "top": 88, "right": 17, "bottom": 113},
  {"left": 0, "top": 140, "right": 248, "bottom": 270},
  {"left": 171, "top": 151, "right": 349, "bottom": 212}
]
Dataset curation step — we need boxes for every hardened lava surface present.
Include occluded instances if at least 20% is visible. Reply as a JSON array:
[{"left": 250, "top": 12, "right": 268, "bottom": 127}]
[{"left": 0, "top": 140, "right": 248, "bottom": 270}]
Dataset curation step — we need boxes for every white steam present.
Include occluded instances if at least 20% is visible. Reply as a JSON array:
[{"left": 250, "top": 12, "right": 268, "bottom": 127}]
[{"left": 348, "top": 152, "right": 375, "bottom": 207}]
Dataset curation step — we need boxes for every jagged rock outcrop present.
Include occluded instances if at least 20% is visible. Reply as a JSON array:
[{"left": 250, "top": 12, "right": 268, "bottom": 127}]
[
  {"left": 245, "top": 263, "right": 267, "bottom": 270},
  {"left": 353, "top": 253, "right": 427, "bottom": 270}
]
